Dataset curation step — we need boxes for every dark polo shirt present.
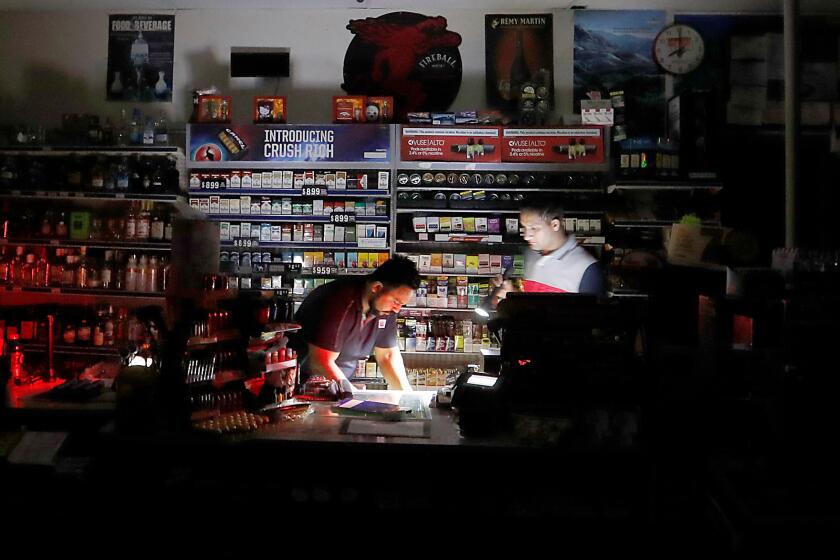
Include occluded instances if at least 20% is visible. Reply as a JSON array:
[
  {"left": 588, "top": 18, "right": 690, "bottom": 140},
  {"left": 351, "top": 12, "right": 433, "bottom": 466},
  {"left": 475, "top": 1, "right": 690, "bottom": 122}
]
[{"left": 294, "top": 277, "right": 398, "bottom": 377}]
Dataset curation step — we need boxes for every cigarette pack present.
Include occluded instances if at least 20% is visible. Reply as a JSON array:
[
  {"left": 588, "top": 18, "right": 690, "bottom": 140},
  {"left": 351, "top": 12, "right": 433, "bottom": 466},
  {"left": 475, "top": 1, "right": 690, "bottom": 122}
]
[
  {"left": 282, "top": 170, "right": 293, "bottom": 189},
  {"left": 490, "top": 255, "right": 502, "bottom": 274},
  {"left": 220, "top": 198, "right": 231, "bottom": 214},
  {"left": 419, "top": 254, "right": 432, "bottom": 273},
  {"left": 430, "top": 253, "right": 443, "bottom": 274},
  {"left": 506, "top": 218, "right": 519, "bottom": 233},
  {"left": 439, "top": 217, "right": 452, "bottom": 232},
  {"left": 229, "top": 198, "right": 241, "bottom": 215},
  {"left": 335, "top": 252, "right": 346, "bottom": 268},
  {"left": 219, "top": 222, "right": 230, "bottom": 241},
  {"left": 324, "top": 224, "right": 335, "bottom": 242},
  {"left": 427, "top": 217, "right": 440, "bottom": 233},
  {"left": 413, "top": 217, "right": 427, "bottom": 233},
  {"left": 452, "top": 217, "right": 464, "bottom": 232},
  {"left": 442, "top": 253, "right": 455, "bottom": 271},
  {"left": 475, "top": 217, "right": 488, "bottom": 232},
  {"left": 245, "top": 171, "right": 255, "bottom": 189},
  {"left": 466, "top": 255, "right": 479, "bottom": 274},
  {"left": 463, "top": 217, "right": 476, "bottom": 233},
  {"left": 347, "top": 252, "right": 359, "bottom": 269},
  {"left": 478, "top": 254, "right": 490, "bottom": 274}
]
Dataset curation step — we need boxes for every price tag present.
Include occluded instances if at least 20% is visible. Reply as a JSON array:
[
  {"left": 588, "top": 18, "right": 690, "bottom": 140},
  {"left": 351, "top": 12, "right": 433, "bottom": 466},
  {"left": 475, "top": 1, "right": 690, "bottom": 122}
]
[
  {"left": 115, "top": 193, "right": 126, "bottom": 199},
  {"left": 50, "top": 239, "right": 60, "bottom": 245},
  {"left": 34, "top": 191, "right": 46, "bottom": 197},
  {"left": 233, "top": 239, "right": 259, "bottom": 248},
  {"left": 301, "top": 187, "right": 326, "bottom": 197},
  {"left": 311, "top": 265, "right": 338, "bottom": 276},
  {"left": 274, "top": 288, "right": 290, "bottom": 297},
  {"left": 50, "top": 288, "right": 61, "bottom": 294},
  {"left": 329, "top": 212, "right": 356, "bottom": 224},
  {"left": 10, "top": 190, "right": 21, "bottom": 196},
  {"left": 286, "top": 263, "right": 302, "bottom": 272}
]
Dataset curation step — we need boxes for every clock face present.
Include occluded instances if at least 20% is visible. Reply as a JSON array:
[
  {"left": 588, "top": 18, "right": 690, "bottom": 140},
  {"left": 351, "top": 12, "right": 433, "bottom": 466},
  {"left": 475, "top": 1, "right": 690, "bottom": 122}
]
[{"left": 653, "top": 24, "right": 705, "bottom": 75}]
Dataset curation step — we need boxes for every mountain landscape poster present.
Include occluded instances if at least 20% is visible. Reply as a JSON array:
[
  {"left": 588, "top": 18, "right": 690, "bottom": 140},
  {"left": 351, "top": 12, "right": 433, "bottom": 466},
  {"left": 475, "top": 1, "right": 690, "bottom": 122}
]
[{"left": 574, "top": 10, "right": 666, "bottom": 136}]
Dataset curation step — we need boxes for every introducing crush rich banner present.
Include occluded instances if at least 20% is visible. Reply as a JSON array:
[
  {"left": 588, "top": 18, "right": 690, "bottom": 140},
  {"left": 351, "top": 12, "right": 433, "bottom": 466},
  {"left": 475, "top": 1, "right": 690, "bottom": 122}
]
[{"left": 189, "top": 124, "right": 391, "bottom": 163}]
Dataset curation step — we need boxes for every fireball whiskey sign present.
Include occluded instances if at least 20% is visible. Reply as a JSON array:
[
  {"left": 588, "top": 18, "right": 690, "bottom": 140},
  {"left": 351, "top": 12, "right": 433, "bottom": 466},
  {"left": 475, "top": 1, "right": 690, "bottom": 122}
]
[{"left": 342, "top": 12, "right": 463, "bottom": 120}]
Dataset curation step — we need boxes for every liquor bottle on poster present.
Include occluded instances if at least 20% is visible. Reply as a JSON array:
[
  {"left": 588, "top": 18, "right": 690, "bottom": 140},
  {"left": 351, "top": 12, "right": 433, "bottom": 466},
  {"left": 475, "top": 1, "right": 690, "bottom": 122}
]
[{"left": 508, "top": 30, "right": 531, "bottom": 106}]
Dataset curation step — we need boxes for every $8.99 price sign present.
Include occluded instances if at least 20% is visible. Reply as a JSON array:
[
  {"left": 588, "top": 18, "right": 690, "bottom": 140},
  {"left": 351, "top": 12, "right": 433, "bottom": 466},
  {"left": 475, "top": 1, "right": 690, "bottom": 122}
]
[{"left": 329, "top": 212, "right": 355, "bottom": 224}]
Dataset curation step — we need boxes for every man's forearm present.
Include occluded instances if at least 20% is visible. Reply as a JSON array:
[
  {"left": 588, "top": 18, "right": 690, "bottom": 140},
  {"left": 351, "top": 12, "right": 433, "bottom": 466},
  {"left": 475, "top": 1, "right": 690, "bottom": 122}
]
[{"left": 376, "top": 347, "right": 411, "bottom": 391}]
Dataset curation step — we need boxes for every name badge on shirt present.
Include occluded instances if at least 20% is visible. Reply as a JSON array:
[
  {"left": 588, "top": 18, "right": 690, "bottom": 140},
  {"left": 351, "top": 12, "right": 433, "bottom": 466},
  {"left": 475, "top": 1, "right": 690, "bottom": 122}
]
[{"left": 378, "top": 319, "right": 387, "bottom": 329}]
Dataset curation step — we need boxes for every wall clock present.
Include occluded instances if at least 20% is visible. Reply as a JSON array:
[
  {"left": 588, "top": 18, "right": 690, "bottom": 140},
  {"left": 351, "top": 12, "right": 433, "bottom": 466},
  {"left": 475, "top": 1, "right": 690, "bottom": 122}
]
[{"left": 653, "top": 24, "right": 705, "bottom": 75}]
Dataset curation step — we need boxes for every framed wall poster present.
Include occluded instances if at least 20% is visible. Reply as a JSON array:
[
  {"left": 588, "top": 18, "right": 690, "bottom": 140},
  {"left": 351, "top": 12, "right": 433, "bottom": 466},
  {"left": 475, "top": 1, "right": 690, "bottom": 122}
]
[
  {"left": 107, "top": 14, "right": 175, "bottom": 102},
  {"left": 574, "top": 10, "right": 665, "bottom": 136},
  {"left": 485, "top": 14, "right": 554, "bottom": 113}
]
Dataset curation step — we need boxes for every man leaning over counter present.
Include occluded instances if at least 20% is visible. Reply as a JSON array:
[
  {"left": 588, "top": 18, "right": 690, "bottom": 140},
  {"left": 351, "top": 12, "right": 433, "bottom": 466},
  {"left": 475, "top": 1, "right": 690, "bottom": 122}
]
[{"left": 294, "top": 256, "right": 419, "bottom": 397}]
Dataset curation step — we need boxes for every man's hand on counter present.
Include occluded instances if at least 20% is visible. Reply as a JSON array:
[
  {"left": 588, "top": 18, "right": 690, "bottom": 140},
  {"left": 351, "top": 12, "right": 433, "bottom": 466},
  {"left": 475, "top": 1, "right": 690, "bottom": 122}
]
[{"left": 338, "top": 377, "right": 356, "bottom": 400}]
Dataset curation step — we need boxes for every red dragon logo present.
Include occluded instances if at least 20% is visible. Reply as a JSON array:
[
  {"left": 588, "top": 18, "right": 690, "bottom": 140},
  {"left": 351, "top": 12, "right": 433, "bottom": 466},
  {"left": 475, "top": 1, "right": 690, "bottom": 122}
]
[{"left": 343, "top": 13, "right": 463, "bottom": 120}]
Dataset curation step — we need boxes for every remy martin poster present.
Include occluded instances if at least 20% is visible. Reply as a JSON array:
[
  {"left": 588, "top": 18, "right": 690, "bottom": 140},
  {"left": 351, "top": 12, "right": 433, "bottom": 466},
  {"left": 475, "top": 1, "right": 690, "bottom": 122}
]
[
  {"left": 107, "top": 14, "right": 175, "bottom": 102},
  {"left": 485, "top": 14, "right": 554, "bottom": 112}
]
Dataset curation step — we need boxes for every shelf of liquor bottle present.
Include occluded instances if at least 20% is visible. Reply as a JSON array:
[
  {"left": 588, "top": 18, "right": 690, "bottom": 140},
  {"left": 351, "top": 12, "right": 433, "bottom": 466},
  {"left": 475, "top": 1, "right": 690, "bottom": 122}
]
[
  {"left": 221, "top": 240, "right": 388, "bottom": 250},
  {"left": 186, "top": 330, "right": 241, "bottom": 348},
  {"left": 1, "top": 286, "right": 166, "bottom": 300},
  {"left": 0, "top": 189, "right": 186, "bottom": 203},
  {"left": 396, "top": 161, "right": 609, "bottom": 172},
  {"left": 0, "top": 146, "right": 182, "bottom": 155},
  {"left": 396, "top": 208, "right": 520, "bottom": 215},
  {"left": 264, "top": 359, "right": 297, "bottom": 373},
  {"left": 188, "top": 188, "right": 390, "bottom": 198},
  {"left": 187, "top": 160, "right": 391, "bottom": 170},
  {"left": 0, "top": 237, "right": 172, "bottom": 251},
  {"left": 204, "top": 214, "right": 390, "bottom": 224},
  {"left": 400, "top": 307, "right": 477, "bottom": 313},
  {"left": 396, "top": 186, "right": 603, "bottom": 194},
  {"left": 607, "top": 182, "right": 723, "bottom": 194},
  {"left": 16, "top": 342, "right": 123, "bottom": 357}
]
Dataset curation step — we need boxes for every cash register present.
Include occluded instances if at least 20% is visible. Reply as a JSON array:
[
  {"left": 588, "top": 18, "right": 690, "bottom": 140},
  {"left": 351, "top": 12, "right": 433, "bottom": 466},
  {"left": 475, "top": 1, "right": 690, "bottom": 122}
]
[{"left": 451, "top": 293, "right": 647, "bottom": 438}]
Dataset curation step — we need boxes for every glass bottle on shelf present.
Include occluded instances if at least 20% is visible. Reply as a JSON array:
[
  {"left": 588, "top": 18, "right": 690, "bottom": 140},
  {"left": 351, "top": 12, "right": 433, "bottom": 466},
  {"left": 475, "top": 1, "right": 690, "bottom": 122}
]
[
  {"left": 0, "top": 247, "right": 9, "bottom": 284},
  {"left": 140, "top": 157, "right": 153, "bottom": 192},
  {"left": 142, "top": 117, "right": 155, "bottom": 146},
  {"left": 34, "top": 248, "right": 50, "bottom": 287},
  {"left": 129, "top": 154, "right": 143, "bottom": 191},
  {"left": 150, "top": 158, "right": 165, "bottom": 193},
  {"left": 103, "top": 305, "right": 115, "bottom": 346},
  {"left": 65, "top": 155, "right": 83, "bottom": 191},
  {"left": 163, "top": 213, "right": 173, "bottom": 241},
  {"left": 125, "top": 253, "right": 139, "bottom": 292},
  {"left": 154, "top": 114, "right": 169, "bottom": 145},
  {"left": 136, "top": 201, "right": 151, "bottom": 240},
  {"left": 21, "top": 252, "right": 36, "bottom": 287},
  {"left": 102, "top": 117, "right": 115, "bottom": 146},
  {"left": 101, "top": 250, "right": 114, "bottom": 289},
  {"left": 113, "top": 251, "right": 125, "bottom": 291},
  {"left": 116, "top": 157, "right": 130, "bottom": 191},
  {"left": 90, "top": 156, "right": 106, "bottom": 191},
  {"left": 39, "top": 210, "right": 53, "bottom": 238},
  {"left": 76, "top": 247, "right": 91, "bottom": 288},
  {"left": 89, "top": 217, "right": 103, "bottom": 241},
  {"left": 104, "top": 162, "right": 116, "bottom": 191},
  {"left": 146, "top": 254, "right": 159, "bottom": 292},
  {"left": 55, "top": 211, "right": 69, "bottom": 239},
  {"left": 61, "top": 250, "right": 77, "bottom": 287},
  {"left": 116, "top": 109, "right": 129, "bottom": 146},
  {"left": 9, "top": 245, "right": 25, "bottom": 286},
  {"left": 93, "top": 310, "right": 105, "bottom": 347},
  {"left": 130, "top": 108, "right": 143, "bottom": 145},
  {"left": 137, "top": 254, "right": 149, "bottom": 292},
  {"left": 163, "top": 157, "right": 179, "bottom": 193},
  {"left": 49, "top": 248, "right": 64, "bottom": 286},
  {"left": 160, "top": 256, "right": 170, "bottom": 291},
  {"left": 77, "top": 314, "right": 92, "bottom": 345},
  {"left": 0, "top": 156, "right": 18, "bottom": 189},
  {"left": 150, "top": 205, "right": 164, "bottom": 241},
  {"left": 125, "top": 202, "right": 137, "bottom": 240}
]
